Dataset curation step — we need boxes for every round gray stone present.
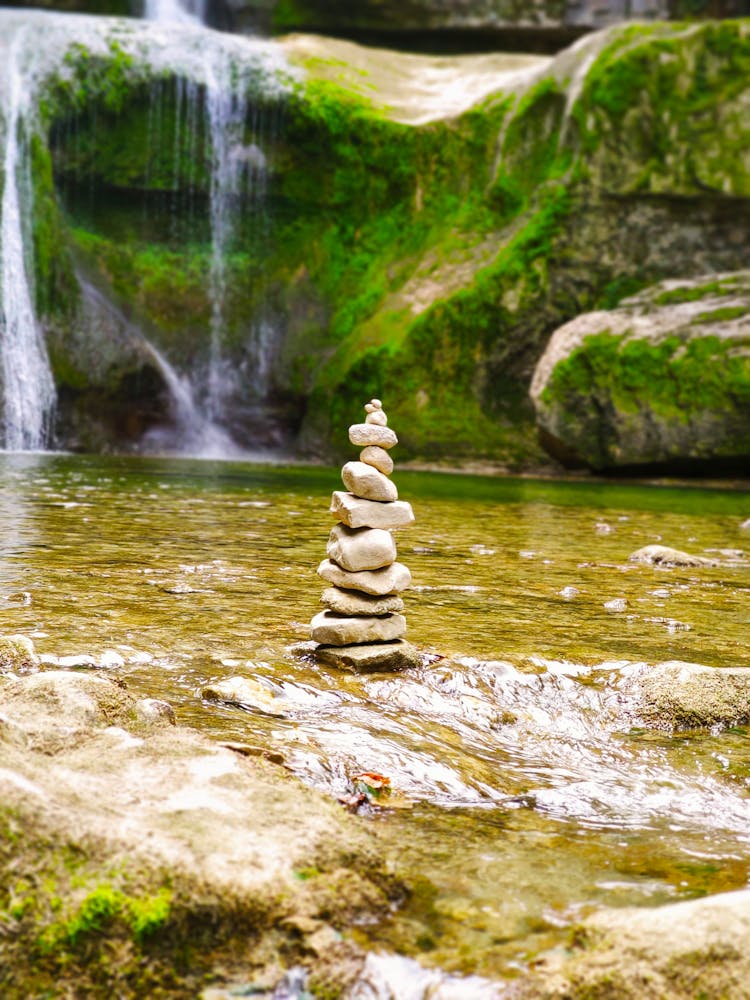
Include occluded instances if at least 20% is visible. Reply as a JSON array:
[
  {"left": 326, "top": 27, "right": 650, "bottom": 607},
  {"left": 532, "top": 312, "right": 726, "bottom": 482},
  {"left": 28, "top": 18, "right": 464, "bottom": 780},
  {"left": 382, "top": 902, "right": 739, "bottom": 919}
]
[
  {"left": 341, "top": 461, "right": 398, "bottom": 502},
  {"left": 326, "top": 523, "right": 396, "bottom": 572},
  {"left": 360, "top": 446, "right": 394, "bottom": 476}
]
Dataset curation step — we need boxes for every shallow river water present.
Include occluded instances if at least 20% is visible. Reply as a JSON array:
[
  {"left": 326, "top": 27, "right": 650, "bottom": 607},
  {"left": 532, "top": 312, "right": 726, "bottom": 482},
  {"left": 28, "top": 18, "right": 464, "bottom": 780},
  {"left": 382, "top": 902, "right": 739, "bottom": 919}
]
[{"left": 1, "top": 453, "right": 749, "bottom": 986}]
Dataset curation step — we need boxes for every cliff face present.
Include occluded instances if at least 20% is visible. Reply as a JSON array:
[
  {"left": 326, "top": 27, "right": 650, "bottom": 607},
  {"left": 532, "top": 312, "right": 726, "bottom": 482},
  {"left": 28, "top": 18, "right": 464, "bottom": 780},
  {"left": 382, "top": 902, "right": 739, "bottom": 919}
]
[{"left": 4, "top": 11, "right": 749, "bottom": 463}]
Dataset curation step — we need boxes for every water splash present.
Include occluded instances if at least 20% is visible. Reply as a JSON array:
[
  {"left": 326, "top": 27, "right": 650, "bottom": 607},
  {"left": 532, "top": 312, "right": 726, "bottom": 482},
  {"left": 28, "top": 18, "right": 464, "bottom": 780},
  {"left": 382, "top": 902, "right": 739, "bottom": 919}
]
[
  {"left": 0, "top": 27, "right": 56, "bottom": 451},
  {"left": 79, "top": 275, "right": 241, "bottom": 457}
]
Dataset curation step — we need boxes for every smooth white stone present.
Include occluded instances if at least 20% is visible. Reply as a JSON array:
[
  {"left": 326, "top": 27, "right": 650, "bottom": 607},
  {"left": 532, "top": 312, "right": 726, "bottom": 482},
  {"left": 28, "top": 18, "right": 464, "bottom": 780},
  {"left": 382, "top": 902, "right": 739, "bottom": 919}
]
[
  {"left": 359, "top": 446, "right": 394, "bottom": 476},
  {"left": 310, "top": 611, "right": 406, "bottom": 646},
  {"left": 326, "top": 524, "right": 396, "bottom": 572},
  {"left": 370, "top": 398, "right": 382, "bottom": 408},
  {"left": 317, "top": 558, "right": 412, "bottom": 596},
  {"left": 330, "top": 491, "right": 415, "bottom": 529},
  {"left": 365, "top": 403, "right": 376, "bottom": 413},
  {"left": 320, "top": 587, "right": 405, "bottom": 616},
  {"left": 341, "top": 461, "right": 398, "bottom": 502},
  {"left": 349, "top": 424, "right": 397, "bottom": 449},
  {"left": 365, "top": 411, "right": 388, "bottom": 426}
]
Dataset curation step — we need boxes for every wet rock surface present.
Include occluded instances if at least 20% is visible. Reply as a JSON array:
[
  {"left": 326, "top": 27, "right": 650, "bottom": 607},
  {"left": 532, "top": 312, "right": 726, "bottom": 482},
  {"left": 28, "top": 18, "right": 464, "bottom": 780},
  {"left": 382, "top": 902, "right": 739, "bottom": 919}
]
[
  {"left": 629, "top": 544, "right": 714, "bottom": 567},
  {"left": 513, "top": 887, "right": 750, "bottom": 1000},
  {"left": 623, "top": 660, "right": 750, "bottom": 731},
  {"left": 0, "top": 666, "right": 403, "bottom": 997}
]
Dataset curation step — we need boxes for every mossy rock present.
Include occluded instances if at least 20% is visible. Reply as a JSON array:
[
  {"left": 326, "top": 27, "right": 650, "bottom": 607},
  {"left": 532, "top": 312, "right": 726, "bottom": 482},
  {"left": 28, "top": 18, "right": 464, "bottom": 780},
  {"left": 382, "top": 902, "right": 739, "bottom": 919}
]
[
  {"left": 10, "top": 13, "right": 750, "bottom": 462},
  {"left": 530, "top": 271, "right": 750, "bottom": 470}
]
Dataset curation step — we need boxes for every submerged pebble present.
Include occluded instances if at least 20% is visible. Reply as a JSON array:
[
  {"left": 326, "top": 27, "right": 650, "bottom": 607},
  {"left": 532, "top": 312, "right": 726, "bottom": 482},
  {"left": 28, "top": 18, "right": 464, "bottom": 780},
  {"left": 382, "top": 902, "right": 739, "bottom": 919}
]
[{"left": 604, "top": 598, "right": 628, "bottom": 613}]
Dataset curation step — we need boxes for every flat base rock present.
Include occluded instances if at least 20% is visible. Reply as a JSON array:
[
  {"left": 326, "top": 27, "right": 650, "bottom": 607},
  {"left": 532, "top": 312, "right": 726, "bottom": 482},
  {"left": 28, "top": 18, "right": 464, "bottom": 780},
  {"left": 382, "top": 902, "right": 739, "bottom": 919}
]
[{"left": 315, "top": 640, "right": 421, "bottom": 673}]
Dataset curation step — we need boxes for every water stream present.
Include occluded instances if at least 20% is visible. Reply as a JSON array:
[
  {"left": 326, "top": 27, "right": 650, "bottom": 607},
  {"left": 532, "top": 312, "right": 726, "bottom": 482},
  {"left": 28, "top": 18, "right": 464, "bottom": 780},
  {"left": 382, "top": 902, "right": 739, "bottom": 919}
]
[
  {"left": 0, "top": 27, "right": 57, "bottom": 451},
  {"left": 1, "top": 453, "right": 748, "bottom": 984}
]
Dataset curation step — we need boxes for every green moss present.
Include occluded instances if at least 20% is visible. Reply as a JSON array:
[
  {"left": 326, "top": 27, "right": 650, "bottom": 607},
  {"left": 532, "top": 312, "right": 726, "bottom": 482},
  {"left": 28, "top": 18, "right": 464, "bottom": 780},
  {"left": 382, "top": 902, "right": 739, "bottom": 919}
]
[
  {"left": 37, "top": 884, "right": 173, "bottom": 952},
  {"left": 693, "top": 305, "right": 747, "bottom": 324},
  {"left": 655, "top": 280, "right": 728, "bottom": 305},
  {"left": 544, "top": 331, "right": 750, "bottom": 425}
]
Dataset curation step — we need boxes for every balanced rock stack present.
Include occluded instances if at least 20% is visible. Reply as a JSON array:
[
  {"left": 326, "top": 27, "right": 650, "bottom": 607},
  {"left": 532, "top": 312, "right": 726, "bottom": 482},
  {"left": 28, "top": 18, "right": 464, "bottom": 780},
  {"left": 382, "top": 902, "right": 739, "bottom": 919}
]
[{"left": 310, "top": 399, "right": 421, "bottom": 673}]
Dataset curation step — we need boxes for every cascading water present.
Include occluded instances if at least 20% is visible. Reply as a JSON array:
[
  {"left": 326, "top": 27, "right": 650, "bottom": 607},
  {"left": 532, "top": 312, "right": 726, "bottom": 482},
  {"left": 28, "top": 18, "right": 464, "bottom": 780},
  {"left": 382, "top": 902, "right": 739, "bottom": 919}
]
[
  {"left": 144, "top": 0, "right": 281, "bottom": 451},
  {"left": 0, "top": 28, "right": 57, "bottom": 451},
  {"left": 144, "top": 0, "right": 206, "bottom": 24}
]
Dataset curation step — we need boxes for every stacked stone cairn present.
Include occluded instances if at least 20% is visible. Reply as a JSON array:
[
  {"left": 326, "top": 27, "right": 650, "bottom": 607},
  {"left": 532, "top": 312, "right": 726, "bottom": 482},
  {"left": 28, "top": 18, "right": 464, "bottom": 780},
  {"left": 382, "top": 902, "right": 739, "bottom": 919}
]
[{"left": 310, "top": 399, "right": 421, "bottom": 672}]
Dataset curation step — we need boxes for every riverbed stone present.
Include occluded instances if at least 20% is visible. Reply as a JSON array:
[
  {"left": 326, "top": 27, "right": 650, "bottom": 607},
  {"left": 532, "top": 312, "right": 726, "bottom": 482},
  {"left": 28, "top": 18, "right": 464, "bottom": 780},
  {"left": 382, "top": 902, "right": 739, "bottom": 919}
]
[
  {"left": 315, "top": 640, "right": 421, "bottom": 673},
  {"left": 0, "top": 634, "right": 39, "bottom": 674},
  {"left": 330, "top": 491, "right": 415, "bottom": 529},
  {"left": 341, "top": 461, "right": 398, "bottom": 502},
  {"left": 318, "top": 559, "right": 411, "bottom": 596},
  {"left": 513, "top": 886, "right": 750, "bottom": 1000},
  {"left": 629, "top": 544, "right": 713, "bottom": 567},
  {"left": 348, "top": 424, "right": 398, "bottom": 449},
  {"left": 310, "top": 611, "right": 406, "bottom": 645},
  {"left": 202, "top": 676, "right": 286, "bottom": 716},
  {"left": 360, "top": 446, "right": 394, "bottom": 475},
  {"left": 326, "top": 523, "right": 396, "bottom": 572},
  {"left": 320, "top": 587, "right": 405, "bottom": 616},
  {"left": 623, "top": 660, "right": 750, "bottom": 731}
]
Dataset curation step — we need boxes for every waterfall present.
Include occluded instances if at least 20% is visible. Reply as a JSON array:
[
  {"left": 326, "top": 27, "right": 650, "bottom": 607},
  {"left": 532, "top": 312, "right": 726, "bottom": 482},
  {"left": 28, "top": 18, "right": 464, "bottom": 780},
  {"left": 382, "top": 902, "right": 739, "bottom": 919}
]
[
  {"left": 0, "top": 9, "right": 291, "bottom": 456},
  {"left": 144, "top": 0, "right": 207, "bottom": 24},
  {"left": 0, "top": 27, "right": 56, "bottom": 451},
  {"left": 78, "top": 275, "right": 241, "bottom": 457},
  {"left": 142, "top": 0, "right": 280, "bottom": 450}
]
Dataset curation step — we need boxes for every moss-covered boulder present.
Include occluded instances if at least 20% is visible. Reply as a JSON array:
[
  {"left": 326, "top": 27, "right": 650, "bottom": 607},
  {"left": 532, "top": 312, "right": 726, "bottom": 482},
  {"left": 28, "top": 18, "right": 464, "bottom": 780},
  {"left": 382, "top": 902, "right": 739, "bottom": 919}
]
[{"left": 530, "top": 271, "right": 750, "bottom": 470}]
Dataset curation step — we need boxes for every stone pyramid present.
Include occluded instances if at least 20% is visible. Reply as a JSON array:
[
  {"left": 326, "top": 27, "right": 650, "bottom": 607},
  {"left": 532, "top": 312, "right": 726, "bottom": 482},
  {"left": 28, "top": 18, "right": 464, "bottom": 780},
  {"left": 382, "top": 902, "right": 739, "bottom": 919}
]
[{"left": 311, "top": 399, "right": 421, "bottom": 672}]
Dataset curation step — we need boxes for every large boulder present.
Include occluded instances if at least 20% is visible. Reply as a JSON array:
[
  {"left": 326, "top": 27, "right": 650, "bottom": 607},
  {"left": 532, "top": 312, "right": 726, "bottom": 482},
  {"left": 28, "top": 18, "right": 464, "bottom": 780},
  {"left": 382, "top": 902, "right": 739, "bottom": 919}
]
[
  {"left": 0, "top": 669, "right": 406, "bottom": 997},
  {"left": 530, "top": 272, "right": 750, "bottom": 470}
]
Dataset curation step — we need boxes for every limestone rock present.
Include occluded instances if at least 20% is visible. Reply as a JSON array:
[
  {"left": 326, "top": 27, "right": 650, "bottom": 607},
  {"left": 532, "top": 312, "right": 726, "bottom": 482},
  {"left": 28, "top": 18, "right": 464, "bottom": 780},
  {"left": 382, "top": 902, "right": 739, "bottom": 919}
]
[
  {"left": 320, "top": 587, "right": 405, "bottom": 616},
  {"left": 365, "top": 410, "right": 387, "bottom": 426},
  {"left": 310, "top": 610, "right": 406, "bottom": 645},
  {"left": 513, "top": 886, "right": 750, "bottom": 999},
  {"left": 0, "top": 634, "right": 39, "bottom": 674},
  {"left": 622, "top": 660, "right": 750, "bottom": 731},
  {"left": 135, "top": 698, "right": 176, "bottom": 726},
  {"left": 360, "top": 446, "right": 394, "bottom": 475},
  {"left": 326, "top": 523, "right": 396, "bottom": 572},
  {"left": 629, "top": 544, "right": 713, "bottom": 567},
  {"left": 330, "top": 491, "right": 414, "bottom": 529},
  {"left": 315, "top": 640, "right": 421, "bottom": 673},
  {"left": 318, "top": 558, "right": 411, "bottom": 596},
  {"left": 202, "top": 676, "right": 285, "bottom": 716},
  {"left": 348, "top": 423, "right": 398, "bottom": 449},
  {"left": 341, "top": 461, "right": 398, "bottom": 502},
  {"left": 530, "top": 271, "right": 750, "bottom": 470}
]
